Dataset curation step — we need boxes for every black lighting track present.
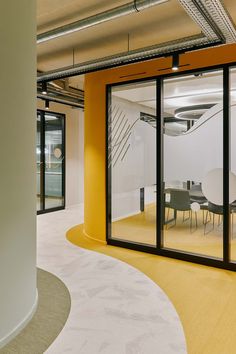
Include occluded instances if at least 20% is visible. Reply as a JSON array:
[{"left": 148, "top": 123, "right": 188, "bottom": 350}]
[{"left": 37, "top": 40, "right": 222, "bottom": 83}]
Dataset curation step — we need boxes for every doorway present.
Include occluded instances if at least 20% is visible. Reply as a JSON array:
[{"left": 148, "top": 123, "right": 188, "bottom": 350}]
[{"left": 37, "top": 110, "right": 65, "bottom": 214}]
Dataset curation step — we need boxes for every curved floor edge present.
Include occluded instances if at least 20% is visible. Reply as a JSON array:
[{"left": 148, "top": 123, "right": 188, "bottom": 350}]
[
  {"left": 66, "top": 223, "right": 187, "bottom": 354},
  {"left": 66, "top": 223, "right": 236, "bottom": 354},
  {"left": 0, "top": 268, "right": 71, "bottom": 354},
  {"left": 0, "top": 291, "right": 38, "bottom": 350}
]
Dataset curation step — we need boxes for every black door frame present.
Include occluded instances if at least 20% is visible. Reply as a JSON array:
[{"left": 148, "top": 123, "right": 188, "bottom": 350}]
[
  {"left": 37, "top": 109, "right": 66, "bottom": 215},
  {"left": 106, "top": 62, "right": 236, "bottom": 271}
]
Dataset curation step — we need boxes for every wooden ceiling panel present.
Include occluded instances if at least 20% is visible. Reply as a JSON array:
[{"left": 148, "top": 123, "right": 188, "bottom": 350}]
[
  {"left": 222, "top": 0, "right": 236, "bottom": 26},
  {"left": 37, "top": 0, "right": 129, "bottom": 31}
]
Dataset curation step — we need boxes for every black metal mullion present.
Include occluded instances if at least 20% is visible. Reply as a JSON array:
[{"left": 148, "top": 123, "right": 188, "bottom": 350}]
[
  {"left": 40, "top": 111, "right": 45, "bottom": 211},
  {"left": 156, "top": 78, "right": 164, "bottom": 249},
  {"left": 38, "top": 112, "right": 43, "bottom": 211},
  {"left": 106, "top": 85, "right": 112, "bottom": 241},
  {"left": 223, "top": 66, "right": 230, "bottom": 264},
  {"left": 62, "top": 115, "right": 66, "bottom": 209}
]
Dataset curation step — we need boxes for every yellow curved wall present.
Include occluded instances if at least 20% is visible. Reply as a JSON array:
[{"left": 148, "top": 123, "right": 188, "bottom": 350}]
[{"left": 84, "top": 43, "right": 236, "bottom": 243}]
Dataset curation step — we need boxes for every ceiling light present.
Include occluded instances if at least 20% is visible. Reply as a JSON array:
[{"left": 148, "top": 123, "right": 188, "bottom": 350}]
[
  {"left": 42, "top": 82, "right": 47, "bottom": 95},
  {"left": 174, "top": 104, "right": 215, "bottom": 120},
  {"left": 172, "top": 53, "right": 179, "bottom": 71},
  {"left": 45, "top": 99, "right": 50, "bottom": 110}
]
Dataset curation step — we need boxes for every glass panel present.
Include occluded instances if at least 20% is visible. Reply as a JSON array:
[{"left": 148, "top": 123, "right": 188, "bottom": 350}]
[
  {"left": 36, "top": 113, "right": 43, "bottom": 211},
  {"left": 109, "top": 80, "right": 157, "bottom": 246},
  {"left": 162, "top": 70, "right": 223, "bottom": 259},
  {"left": 44, "top": 114, "right": 64, "bottom": 209},
  {"left": 230, "top": 67, "right": 236, "bottom": 261}
]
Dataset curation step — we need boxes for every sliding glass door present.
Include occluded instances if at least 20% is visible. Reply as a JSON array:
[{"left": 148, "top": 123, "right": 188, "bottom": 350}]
[
  {"left": 162, "top": 70, "right": 224, "bottom": 259},
  {"left": 37, "top": 110, "right": 65, "bottom": 214}
]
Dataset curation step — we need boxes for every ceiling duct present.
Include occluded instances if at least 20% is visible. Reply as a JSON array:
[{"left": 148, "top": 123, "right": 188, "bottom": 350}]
[
  {"left": 37, "top": 34, "right": 219, "bottom": 82},
  {"left": 37, "top": 0, "right": 169, "bottom": 44}
]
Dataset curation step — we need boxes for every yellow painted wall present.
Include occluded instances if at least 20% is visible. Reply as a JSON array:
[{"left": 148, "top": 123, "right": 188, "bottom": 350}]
[{"left": 84, "top": 43, "right": 236, "bottom": 243}]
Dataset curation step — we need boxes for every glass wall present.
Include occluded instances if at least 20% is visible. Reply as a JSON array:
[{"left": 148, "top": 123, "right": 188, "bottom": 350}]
[
  {"left": 162, "top": 70, "right": 224, "bottom": 259},
  {"left": 107, "top": 65, "right": 236, "bottom": 271},
  {"left": 108, "top": 80, "right": 157, "bottom": 246},
  {"left": 37, "top": 110, "right": 65, "bottom": 213}
]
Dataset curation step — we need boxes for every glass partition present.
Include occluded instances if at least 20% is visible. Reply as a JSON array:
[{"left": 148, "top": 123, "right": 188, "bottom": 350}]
[
  {"left": 108, "top": 80, "right": 157, "bottom": 246},
  {"left": 37, "top": 110, "right": 65, "bottom": 213},
  {"left": 107, "top": 65, "right": 236, "bottom": 271},
  {"left": 162, "top": 70, "right": 224, "bottom": 259}
]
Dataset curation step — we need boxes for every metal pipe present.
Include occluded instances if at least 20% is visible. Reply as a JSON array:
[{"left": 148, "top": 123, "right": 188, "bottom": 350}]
[{"left": 37, "top": 0, "right": 168, "bottom": 44}]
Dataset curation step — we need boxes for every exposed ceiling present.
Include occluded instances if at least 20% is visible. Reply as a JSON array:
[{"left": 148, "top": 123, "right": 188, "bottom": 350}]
[
  {"left": 37, "top": 0, "right": 201, "bottom": 74},
  {"left": 36, "top": 0, "right": 236, "bottom": 104}
]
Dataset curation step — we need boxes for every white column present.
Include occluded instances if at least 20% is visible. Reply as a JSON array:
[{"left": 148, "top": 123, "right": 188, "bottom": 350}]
[{"left": 0, "top": 1, "right": 37, "bottom": 347}]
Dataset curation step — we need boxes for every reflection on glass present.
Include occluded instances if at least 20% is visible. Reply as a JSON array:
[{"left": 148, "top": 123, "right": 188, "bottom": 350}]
[
  {"left": 109, "top": 81, "right": 157, "bottom": 246},
  {"left": 163, "top": 70, "right": 223, "bottom": 259},
  {"left": 45, "top": 114, "right": 64, "bottom": 209}
]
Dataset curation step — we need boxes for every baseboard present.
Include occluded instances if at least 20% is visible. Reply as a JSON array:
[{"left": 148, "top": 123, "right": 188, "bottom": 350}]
[
  {"left": 83, "top": 228, "right": 107, "bottom": 244},
  {"left": 0, "top": 290, "right": 38, "bottom": 349}
]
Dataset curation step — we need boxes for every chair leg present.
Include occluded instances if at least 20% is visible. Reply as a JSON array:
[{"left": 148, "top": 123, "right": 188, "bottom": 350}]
[
  {"left": 166, "top": 207, "right": 170, "bottom": 222},
  {"left": 166, "top": 208, "right": 176, "bottom": 229},
  {"left": 190, "top": 211, "right": 198, "bottom": 233},
  {"left": 204, "top": 211, "right": 214, "bottom": 235},
  {"left": 183, "top": 211, "right": 190, "bottom": 223}
]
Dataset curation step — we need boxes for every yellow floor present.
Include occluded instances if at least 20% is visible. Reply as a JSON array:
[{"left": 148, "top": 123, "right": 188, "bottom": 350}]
[
  {"left": 112, "top": 204, "right": 236, "bottom": 260},
  {"left": 67, "top": 224, "right": 236, "bottom": 354}
]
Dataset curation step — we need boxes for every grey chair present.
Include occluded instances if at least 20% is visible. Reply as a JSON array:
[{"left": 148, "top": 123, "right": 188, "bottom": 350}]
[
  {"left": 166, "top": 189, "right": 197, "bottom": 232},
  {"left": 204, "top": 201, "right": 234, "bottom": 236},
  {"left": 189, "top": 183, "right": 207, "bottom": 204}
]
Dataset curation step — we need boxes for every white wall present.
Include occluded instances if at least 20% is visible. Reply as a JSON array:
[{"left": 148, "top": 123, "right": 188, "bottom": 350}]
[
  {"left": 37, "top": 100, "right": 84, "bottom": 206},
  {"left": 0, "top": 1, "right": 37, "bottom": 347}
]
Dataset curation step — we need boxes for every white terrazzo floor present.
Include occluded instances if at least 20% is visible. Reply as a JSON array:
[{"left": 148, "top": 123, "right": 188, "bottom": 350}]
[{"left": 37, "top": 205, "right": 187, "bottom": 354}]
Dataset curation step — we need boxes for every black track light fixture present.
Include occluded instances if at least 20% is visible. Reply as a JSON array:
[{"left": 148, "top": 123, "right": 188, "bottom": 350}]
[
  {"left": 45, "top": 99, "right": 50, "bottom": 110},
  {"left": 42, "top": 82, "right": 47, "bottom": 95},
  {"left": 172, "top": 53, "right": 179, "bottom": 71}
]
